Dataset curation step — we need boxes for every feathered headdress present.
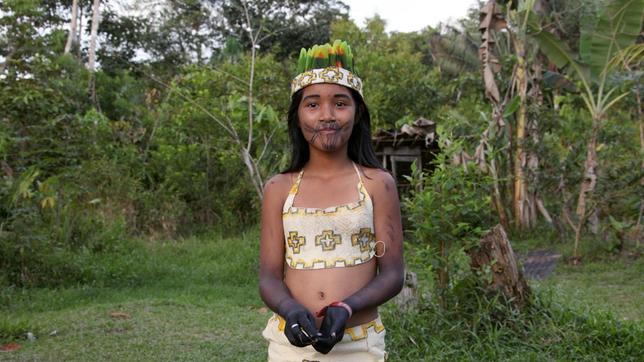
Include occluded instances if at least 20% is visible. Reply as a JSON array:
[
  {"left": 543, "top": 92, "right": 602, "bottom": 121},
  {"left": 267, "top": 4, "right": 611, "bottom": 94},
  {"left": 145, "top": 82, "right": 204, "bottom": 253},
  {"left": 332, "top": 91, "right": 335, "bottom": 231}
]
[{"left": 291, "top": 39, "right": 363, "bottom": 98}]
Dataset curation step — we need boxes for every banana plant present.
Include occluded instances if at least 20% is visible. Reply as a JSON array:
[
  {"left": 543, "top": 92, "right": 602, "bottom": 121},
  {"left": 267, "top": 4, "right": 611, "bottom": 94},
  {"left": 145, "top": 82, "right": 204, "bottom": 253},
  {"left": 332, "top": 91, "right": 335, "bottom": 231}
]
[
  {"left": 478, "top": 0, "right": 550, "bottom": 230},
  {"left": 527, "top": 0, "right": 643, "bottom": 262}
]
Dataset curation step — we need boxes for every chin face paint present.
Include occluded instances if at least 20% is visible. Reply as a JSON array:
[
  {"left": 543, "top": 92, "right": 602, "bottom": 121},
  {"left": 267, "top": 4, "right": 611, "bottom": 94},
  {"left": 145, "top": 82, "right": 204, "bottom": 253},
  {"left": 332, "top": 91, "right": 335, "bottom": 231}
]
[{"left": 303, "top": 122, "right": 345, "bottom": 151}]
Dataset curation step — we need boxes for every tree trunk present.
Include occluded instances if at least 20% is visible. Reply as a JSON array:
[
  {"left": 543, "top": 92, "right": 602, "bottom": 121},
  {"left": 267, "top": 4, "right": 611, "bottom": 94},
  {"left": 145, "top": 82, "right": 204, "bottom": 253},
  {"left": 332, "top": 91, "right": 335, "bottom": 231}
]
[
  {"left": 238, "top": 1, "right": 264, "bottom": 201},
  {"left": 88, "top": 0, "right": 101, "bottom": 108},
  {"left": 512, "top": 34, "right": 528, "bottom": 229},
  {"left": 64, "top": 0, "right": 79, "bottom": 54},
  {"left": 77, "top": 1, "right": 83, "bottom": 59},
  {"left": 573, "top": 115, "right": 601, "bottom": 262},
  {"left": 468, "top": 224, "right": 531, "bottom": 309},
  {"left": 526, "top": 63, "right": 549, "bottom": 227},
  {"left": 241, "top": 147, "right": 264, "bottom": 201},
  {"left": 489, "top": 150, "right": 510, "bottom": 230},
  {"left": 491, "top": 106, "right": 511, "bottom": 229},
  {"left": 536, "top": 198, "right": 553, "bottom": 224},
  {"left": 88, "top": 0, "right": 100, "bottom": 71}
]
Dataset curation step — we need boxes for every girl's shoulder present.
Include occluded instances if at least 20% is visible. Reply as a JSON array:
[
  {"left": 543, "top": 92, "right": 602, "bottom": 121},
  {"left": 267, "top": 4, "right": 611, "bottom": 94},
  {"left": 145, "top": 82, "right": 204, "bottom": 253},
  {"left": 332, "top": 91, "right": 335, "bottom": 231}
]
[
  {"left": 263, "top": 172, "right": 299, "bottom": 202},
  {"left": 360, "top": 166, "right": 392, "bottom": 180},
  {"left": 360, "top": 166, "right": 397, "bottom": 198}
]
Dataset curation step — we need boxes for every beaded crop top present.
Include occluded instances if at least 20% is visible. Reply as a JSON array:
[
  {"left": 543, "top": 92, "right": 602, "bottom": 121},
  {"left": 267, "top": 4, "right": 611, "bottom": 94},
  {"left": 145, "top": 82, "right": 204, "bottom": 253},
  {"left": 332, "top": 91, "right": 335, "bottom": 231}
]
[{"left": 282, "top": 163, "right": 376, "bottom": 270}]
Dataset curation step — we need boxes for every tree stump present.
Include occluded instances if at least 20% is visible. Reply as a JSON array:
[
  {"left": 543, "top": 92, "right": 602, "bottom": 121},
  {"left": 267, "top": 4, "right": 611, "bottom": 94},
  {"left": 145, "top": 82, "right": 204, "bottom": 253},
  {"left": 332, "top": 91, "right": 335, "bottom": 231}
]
[
  {"left": 468, "top": 224, "right": 531, "bottom": 309},
  {"left": 394, "top": 269, "right": 419, "bottom": 311}
]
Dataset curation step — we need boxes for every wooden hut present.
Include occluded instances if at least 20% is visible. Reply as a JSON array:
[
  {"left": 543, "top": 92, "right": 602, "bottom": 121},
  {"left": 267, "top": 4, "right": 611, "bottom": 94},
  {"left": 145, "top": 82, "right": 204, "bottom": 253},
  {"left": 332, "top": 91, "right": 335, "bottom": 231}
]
[{"left": 372, "top": 118, "right": 439, "bottom": 193}]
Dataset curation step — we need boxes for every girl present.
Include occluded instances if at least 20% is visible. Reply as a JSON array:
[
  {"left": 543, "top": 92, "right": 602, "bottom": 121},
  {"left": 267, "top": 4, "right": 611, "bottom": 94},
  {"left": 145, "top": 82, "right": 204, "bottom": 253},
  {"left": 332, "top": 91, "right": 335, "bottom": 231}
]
[{"left": 259, "top": 40, "right": 404, "bottom": 361}]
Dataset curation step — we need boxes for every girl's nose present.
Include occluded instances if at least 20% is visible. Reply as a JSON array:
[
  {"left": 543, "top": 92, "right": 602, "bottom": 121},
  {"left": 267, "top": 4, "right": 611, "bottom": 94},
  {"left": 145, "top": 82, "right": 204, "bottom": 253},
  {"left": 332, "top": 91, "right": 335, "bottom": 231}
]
[{"left": 319, "top": 103, "right": 335, "bottom": 121}]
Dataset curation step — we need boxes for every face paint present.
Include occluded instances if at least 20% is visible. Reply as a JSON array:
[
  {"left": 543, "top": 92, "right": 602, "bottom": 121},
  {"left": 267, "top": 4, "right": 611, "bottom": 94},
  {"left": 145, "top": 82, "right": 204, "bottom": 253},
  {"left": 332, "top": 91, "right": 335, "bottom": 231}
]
[
  {"left": 302, "top": 122, "right": 345, "bottom": 151},
  {"left": 297, "top": 84, "right": 356, "bottom": 154}
]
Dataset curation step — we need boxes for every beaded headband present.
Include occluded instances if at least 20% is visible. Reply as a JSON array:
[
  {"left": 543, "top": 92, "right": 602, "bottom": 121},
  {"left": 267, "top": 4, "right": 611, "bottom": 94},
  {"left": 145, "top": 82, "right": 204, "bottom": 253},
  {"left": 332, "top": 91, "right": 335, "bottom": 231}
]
[{"left": 290, "top": 40, "right": 363, "bottom": 98}]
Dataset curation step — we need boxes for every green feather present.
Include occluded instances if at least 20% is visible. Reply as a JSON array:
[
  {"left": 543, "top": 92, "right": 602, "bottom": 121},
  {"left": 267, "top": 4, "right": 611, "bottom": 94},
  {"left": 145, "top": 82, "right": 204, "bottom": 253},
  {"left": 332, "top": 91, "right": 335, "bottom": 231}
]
[
  {"left": 305, "top": 48, "right": 314, "bottom": 71},
  {"left": 345, "top": 45, "right": 353, "bottom": 72},
  {"left": 296, "top": 48, "right": 306, "bottom": 74},
  {"left": 338, "top": 41, "right": 348, "bottom": 69}
]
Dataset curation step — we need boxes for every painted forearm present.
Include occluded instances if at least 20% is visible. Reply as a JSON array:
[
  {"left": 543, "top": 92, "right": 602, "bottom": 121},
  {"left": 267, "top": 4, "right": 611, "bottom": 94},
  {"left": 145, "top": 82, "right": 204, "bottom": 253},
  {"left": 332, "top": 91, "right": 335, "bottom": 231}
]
[
  {"left": 342, "top": 265, "right": 404, "bottom": 313},
  {"left": 259, "top": 275, "right": 295, "bottom": 315}
]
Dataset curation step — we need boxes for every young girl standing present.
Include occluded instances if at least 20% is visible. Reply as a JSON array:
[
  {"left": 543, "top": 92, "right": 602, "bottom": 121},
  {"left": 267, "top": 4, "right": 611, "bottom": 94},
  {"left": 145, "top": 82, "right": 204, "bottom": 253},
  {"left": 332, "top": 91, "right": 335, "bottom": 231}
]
[{"left": 259, "top": 40, "right": 404, "bottom": 361}]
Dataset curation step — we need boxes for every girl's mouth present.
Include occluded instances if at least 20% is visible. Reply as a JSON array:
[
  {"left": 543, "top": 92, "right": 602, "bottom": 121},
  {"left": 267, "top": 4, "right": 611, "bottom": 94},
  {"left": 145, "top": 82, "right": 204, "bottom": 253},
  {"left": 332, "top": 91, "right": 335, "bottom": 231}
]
[
  {"left": 305, "top": 122, "right": 343, "bottom": 149},
  {"left": 319, "top": 128, "right": 338, "bottom": 135},
  {"left": 316, "top": 123, "right": 341, "bottom": 134}
]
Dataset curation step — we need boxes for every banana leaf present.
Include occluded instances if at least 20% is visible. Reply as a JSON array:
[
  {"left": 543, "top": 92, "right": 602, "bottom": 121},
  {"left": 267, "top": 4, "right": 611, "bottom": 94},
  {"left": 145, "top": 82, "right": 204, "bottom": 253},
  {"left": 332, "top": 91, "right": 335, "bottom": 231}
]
[
  {"left": 530, "top": 0, "right": 642, "bottom": 85},
  {"left": 583, "top": 0, "right": 643, "bottom": 81}
]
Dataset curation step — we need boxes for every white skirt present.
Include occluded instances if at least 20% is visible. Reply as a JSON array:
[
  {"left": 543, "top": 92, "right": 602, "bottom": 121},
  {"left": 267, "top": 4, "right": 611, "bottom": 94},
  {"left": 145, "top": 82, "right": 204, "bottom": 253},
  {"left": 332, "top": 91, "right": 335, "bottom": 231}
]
[{"left": 262, "top": 313, "right": 387, "bottom": 362}]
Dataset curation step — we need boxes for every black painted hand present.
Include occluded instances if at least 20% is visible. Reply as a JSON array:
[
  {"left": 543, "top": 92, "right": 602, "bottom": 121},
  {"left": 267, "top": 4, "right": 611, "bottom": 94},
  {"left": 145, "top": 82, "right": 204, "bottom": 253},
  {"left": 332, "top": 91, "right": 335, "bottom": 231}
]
[
  {"left": 278, "top": 299, "right": 319, "bottom": 347},
  {"left": 313, "top": 306, "right": 350, "bottom": 354}
]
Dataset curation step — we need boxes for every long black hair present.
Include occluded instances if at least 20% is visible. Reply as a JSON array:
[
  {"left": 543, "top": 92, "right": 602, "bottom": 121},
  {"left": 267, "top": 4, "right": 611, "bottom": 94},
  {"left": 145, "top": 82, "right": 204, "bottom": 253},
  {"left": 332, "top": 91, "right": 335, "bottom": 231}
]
[{"left": 282, "top": 87, "right": 383, "bottom": 173}]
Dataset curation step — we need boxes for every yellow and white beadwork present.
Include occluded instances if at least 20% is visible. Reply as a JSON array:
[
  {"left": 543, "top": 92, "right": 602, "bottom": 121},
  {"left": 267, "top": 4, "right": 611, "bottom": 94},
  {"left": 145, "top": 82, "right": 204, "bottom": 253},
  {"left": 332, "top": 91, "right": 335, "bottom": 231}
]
[
  {"left": 291, "top": 67, "right": 363, "bottom": 98},
  {"left": 282, "top": 163, "right": 376, "bottom": 270}
]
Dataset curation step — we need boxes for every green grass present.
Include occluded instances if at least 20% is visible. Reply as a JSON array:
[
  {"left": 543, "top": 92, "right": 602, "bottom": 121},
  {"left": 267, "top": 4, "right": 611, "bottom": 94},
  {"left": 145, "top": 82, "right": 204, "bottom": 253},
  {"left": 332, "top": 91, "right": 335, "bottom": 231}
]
[
  {"left": 0, "top": 229, "right": 269, "bottom": 361},
  {"left": 1, "top": 229, "right": 642, "bottom": 361},
  {"left": 384, "top": 247, "right": 643, "bottom": 361},
  {"left": 535, "top": 258, "right": 643, "bottom": 322},
  {"left": 508, "top": 225, "right": 643, "bottom": 322}
]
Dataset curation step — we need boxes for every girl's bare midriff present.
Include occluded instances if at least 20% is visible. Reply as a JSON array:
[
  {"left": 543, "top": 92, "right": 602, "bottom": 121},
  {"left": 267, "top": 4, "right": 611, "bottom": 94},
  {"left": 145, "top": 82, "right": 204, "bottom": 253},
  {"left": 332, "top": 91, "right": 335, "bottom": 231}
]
[{"left": 284, "top": 259, "right": 378, "bottom": 328}]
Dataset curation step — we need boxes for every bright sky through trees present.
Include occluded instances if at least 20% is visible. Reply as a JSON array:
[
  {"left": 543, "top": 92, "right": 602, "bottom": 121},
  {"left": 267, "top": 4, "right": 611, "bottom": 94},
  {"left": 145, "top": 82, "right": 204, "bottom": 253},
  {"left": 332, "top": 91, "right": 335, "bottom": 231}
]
[{"left": 342, "top": 0, "right": 479, "bottom": 32}]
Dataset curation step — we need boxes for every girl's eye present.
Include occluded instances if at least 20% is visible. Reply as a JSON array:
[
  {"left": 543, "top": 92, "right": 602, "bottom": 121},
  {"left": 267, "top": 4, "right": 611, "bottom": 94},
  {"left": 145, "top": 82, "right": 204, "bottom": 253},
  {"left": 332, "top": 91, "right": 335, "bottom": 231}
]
[
  {"left": 305, "top": 103, "right": 318, "bottom": 108},
  {"left": 336, "top": 101, "right": 347, "bottom": 107}
]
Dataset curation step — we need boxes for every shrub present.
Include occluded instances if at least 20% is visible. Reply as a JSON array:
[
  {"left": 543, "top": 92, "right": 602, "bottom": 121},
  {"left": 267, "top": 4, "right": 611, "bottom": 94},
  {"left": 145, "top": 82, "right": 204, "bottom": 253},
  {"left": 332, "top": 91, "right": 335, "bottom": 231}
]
[
  {"left": 0, "top": 166, "right": 131, "bottom": 287},
  {"left": 404, "top": 137, "right": 495, "bottom": 300}
]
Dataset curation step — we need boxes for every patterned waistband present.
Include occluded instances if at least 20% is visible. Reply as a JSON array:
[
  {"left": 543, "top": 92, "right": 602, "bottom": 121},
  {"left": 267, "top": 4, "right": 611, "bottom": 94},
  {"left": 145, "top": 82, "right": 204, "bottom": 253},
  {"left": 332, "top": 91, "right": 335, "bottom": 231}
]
[{"left": 271, "top": 314, "right": 385, "bottom": 342}]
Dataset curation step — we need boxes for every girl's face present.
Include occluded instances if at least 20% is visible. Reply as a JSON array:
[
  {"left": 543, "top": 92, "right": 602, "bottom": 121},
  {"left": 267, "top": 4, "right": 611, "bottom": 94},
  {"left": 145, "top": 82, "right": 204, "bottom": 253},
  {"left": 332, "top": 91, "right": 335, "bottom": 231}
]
[{"left": 297, "top": 83, "right": 356, "bottom": 153}]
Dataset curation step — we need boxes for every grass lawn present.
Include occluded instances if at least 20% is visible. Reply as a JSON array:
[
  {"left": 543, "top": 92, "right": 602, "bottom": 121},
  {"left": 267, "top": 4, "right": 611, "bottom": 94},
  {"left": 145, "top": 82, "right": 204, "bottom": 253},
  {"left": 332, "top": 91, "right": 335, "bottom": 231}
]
[
  {"left": 1, "top": 229, "right": 642, "bottom": 361},
  {"left": 509, "top": 227, "right": 643, "bottom": 322},
  {"left": 1, "top": 230, "right": 270, "bottom": 361},
  {"left": 536, "top": 257, "right": 643, "bottom": 322}
]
